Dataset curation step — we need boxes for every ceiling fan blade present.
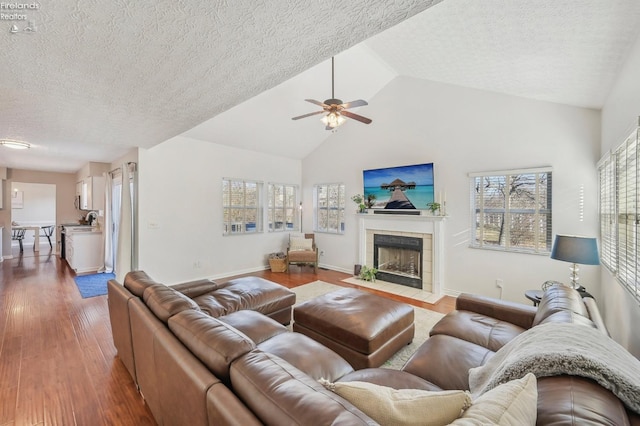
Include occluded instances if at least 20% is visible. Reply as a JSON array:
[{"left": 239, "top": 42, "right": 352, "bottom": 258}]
[
  {"left": 305, "top": 99, "right": 327, "bottom": 107},
  {"left": 341, "top": 110, "right": 372, "bottom": 124},
  {"left": 341, "top": 99, "right": 368, "bottom": 109},
  {"left": 292, "top": 110, "right": 325, "bottom": 120}
]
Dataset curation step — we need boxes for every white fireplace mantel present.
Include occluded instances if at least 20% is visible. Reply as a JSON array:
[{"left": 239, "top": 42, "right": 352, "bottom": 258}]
[{"left": 357, "top": 212, "right": 445, "bottom": 296}]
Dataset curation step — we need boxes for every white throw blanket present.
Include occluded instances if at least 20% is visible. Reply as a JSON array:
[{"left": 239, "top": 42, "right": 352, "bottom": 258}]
[{"left": 468, "top": 322, "right": 640, "bottom": 415}]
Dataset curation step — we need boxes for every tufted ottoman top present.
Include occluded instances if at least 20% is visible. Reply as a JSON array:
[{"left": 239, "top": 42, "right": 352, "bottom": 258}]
[{"left": 293, "top": 288, "right": 414, "bottom": 355}]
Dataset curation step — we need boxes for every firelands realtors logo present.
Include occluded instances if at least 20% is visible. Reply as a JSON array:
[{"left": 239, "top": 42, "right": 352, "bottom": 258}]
[{"left": 1, "top": 2, "right": 40, "bottom": 33}]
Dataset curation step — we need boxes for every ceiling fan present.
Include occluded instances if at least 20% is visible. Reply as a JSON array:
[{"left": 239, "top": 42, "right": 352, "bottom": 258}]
[{"left": 292, "top": 57, "right": 372, "bottom": 130}]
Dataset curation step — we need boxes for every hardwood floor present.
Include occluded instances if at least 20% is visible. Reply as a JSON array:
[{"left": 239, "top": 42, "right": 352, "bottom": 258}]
[{"left": 0, "top": 253, "right": 455, "bottom": 426}]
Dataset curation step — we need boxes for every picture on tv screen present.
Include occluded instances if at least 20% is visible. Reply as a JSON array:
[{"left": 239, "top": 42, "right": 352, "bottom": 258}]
[{"left": 363, "top": 163, "right": 434, "bottom": 210}]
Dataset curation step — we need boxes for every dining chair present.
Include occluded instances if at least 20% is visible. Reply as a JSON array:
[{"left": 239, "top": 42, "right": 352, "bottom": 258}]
[
  {"left": 12, "top": 228, "right": 27, "bottom": 253},
  {"left": 40, "top": 225, "right": 55, "bottom": 248}
]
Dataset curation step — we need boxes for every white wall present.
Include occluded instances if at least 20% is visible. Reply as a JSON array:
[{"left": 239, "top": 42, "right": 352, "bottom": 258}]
[
  {"left": 138, "top": 136, "right": 301, "bottom": 284},
  {"left": 302, "top": 76, "right": 601, "bottom": 302},
  {"left": 600, "top": 32, "right": 640, "bottom": 357}
]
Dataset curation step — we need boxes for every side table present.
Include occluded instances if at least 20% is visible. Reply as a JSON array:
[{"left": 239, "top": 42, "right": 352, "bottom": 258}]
[
  {"left": 525, "top": 286, "right": 595, "bottom": 307},
  {"left": 524, "top": 290, "right": 543, "bottom": 306}
]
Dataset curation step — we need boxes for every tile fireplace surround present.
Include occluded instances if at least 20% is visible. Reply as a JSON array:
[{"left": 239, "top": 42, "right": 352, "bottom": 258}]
[{"left": 357, "top": 212, "right": 445, "bottom": 297}]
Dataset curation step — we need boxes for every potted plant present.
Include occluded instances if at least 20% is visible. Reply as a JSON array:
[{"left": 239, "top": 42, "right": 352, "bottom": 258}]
[
  {"left": 365, "top": 193, "right": 377, "bottom": 209},
  {"left": 359, "top": 265, "right": 378, "bottom": 282},
  {"left": 427, "top": 202, "right": 441, "bottom": 216},
  {"left": 351, "top": 194, "right": 367, "bottom": 213}
]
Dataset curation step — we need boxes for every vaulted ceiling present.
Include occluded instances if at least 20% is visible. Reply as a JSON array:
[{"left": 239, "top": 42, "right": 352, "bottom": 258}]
[{"left": 2, "top": 0, "right": 640, "bottom": 173}]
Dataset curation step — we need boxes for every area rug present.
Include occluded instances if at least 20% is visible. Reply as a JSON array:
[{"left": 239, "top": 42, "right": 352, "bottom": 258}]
[
  {"left": 74, "top": 273, "right": 115, "bottom": 298},
  {"left": 291, "top": 281, "right": 444, "bottom": 370}
]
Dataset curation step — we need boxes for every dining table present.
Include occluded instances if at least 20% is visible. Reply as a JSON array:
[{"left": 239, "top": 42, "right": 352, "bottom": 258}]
[{"left": 12, "top": 225, "right": 41, "bottom": 252}]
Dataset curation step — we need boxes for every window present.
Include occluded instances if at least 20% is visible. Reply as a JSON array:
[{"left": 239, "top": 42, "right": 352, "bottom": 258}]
[
  {"left": 267, "top": 183, "right": 298, "bottom": 232},
  {"left": 598, "top": 122, "right": 640, "bottom": 303},
  {"left": 314, "top": 183, "right": 345, "bottom": 234},
  {"left": 470, "top": 168, "right": 552, "bottom": 254},
  {"left": 222, "top": 178, "right": 263, "bottom": 235}
]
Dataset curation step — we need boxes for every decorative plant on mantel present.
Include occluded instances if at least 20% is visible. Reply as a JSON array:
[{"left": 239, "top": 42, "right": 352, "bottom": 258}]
[
  {"left": 359, "top": 265, "right": 378, "bottom": 282},
  {"left": 427, "top": 202, "right": 441, "bottom": 215},
  {"left": 351, "top": 194, "right": 367, "bottom": 213},
  {"left": 365, "top": 193, "right": 377, "bottom": 208}
]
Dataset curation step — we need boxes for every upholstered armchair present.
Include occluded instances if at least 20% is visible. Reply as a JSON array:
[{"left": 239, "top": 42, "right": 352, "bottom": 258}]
[{"left": 287, "top": 233, "right": 318, "bottom": 273}]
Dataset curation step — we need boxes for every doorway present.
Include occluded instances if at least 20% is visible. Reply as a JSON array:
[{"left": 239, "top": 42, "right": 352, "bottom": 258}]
[{"left": 11, "top": 182, "right": 57, "bottom": 257}]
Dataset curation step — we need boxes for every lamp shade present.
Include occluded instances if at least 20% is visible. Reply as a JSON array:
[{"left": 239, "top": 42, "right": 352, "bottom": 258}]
[{"left": 550, "top": 235, "right": 600, "bottom": 265}]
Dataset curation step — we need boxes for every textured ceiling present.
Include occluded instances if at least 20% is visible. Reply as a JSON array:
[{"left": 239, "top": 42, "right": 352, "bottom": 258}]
[
  {"left": 1, "top": 0, "right": 640, "bottom": 173},
  {"left": 0, "top": 0, "right": 439, "bottom": 172},
  {"left": 365, "top": 0, "right": 640, "bottom": 109}
]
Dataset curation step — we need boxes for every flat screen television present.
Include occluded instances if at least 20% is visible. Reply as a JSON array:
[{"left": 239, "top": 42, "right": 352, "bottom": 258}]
[{"left": 363, "top": 163, "right": 434, "bottom": 210}]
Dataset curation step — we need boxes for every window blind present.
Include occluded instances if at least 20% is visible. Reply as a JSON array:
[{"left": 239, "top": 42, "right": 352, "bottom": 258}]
[
  {"left": 470, "top": 167, "right": 552, "bottom": 254},
  {"left": 599, "top": 118, "right": 640, "bottom": 303}
]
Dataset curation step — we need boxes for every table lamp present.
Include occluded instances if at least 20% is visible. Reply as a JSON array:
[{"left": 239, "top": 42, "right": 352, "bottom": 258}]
[{"left": 550, "top": 235, "right": 600, "bottom": 289}]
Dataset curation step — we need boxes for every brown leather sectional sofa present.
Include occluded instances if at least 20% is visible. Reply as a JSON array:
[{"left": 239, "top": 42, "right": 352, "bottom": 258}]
[{"left": 108, "top": 272, "right": 639, "bottom": 425}]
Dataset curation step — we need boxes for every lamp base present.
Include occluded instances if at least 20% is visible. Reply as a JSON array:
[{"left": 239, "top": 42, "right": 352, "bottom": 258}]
[{"left": 568, "top": 263, "right": 580, "bottom": 289}]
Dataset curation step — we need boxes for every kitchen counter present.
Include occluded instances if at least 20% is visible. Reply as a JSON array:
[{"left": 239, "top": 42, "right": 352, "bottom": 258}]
[{"left": 64, "top": 227, "right": 103, "bottom": 274}]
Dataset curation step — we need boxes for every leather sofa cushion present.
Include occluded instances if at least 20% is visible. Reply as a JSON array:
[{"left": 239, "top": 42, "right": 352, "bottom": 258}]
[
  {"left": 536, "top": 376, "right": 630, "bottom": 425},
  {"left": 231, "top": 350, "right": 374, "bottom": 425},
  {"left": 124, "top": 270, "right": 160, "bottom": 297},
  {"left": 168, "top": 309, "right": 255, "bottom": 385},
  {"left": 430, "top": 310, "right": 525, "bottom": 352},
  {"left": 192, "top": 276, "right": 296, "bottom": 317},
  {"left": 339, "top": 368, "right": 442, "bottom": 392},
  {"left": 193, "top": 294, "right": 231, "bottom": 317},
  {"left": 170, "top": 279, "right": 221, "bottom": 298},
  {"left": 218, "top": 310, "right": 288, "bottom": 344},
  {"left": 143, "top": 284, "right": 200, "bottom": 323},
  {"left": 533, "top": 285, "right": 590, "bottom": 326},
  {"left": 257, "top": 332, "right": 354, "bottom": 382},
  {"left": 402, "top": 334, "right": 494, "bottom": 390}
]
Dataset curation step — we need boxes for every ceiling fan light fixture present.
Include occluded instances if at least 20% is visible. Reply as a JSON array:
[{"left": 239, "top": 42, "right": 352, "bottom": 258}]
[
  {"left": 321, "top": 112, "right": 346, "bottom": 128},
  {"left": 0, "top": 139, "right": 31, "bottom": 149}
]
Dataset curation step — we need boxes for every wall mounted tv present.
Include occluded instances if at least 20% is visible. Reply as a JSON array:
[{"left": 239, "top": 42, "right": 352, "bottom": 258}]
[{"left": 363, "top": 163, "right": 434, "bottom": 210}]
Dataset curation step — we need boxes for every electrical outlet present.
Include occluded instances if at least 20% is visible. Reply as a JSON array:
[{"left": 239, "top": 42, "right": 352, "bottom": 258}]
[
  {"left": 495, "top": 279, "right": 504, "bottom": 289},
  {"left": 320, "top": 250, "right": 325, "bottom": 256},
  {"left": 193, "top": 261, "right": 201, "bottom": 269}
]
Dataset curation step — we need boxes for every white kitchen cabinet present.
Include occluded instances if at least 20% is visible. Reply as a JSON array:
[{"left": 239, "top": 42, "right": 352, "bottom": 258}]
[
  {"left": 77, "top": 176, "right": 105, "bottom": 211},
  {"left": 65, "top": 228, "right": 103, "bottom": 274}
]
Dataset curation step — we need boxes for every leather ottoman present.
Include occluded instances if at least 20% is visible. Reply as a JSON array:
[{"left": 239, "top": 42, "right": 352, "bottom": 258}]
[{"left": 293, "top": 288, "right": 415, "bottom": 369}]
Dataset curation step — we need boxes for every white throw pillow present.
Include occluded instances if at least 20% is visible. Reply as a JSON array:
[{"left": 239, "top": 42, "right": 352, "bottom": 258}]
[
  {"left": 449, "top": 373, "right": 537, "bottom": 426},
  {"left": 319, "top": 379, "right": 471, "bottom": 426},
  {"left": 290, "top": 237, "right": 313, "bottom": 251}
]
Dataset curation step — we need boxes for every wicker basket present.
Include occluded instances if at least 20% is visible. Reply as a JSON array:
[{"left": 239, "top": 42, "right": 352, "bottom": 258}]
[{"left": 269, "top": 258, "right": 287, "bottom": 272}]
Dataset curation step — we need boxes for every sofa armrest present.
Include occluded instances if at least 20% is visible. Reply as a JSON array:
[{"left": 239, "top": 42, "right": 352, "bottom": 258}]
[
  {"left": 456, "top": 293, "right": 537, "bottom": 329},
  {"left": 583, "top": 297, "right": 610, "bottom": 336}
]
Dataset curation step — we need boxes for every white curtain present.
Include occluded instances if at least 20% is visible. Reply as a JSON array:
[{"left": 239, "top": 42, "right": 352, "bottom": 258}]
[
  {"left": 100, "top": 172, "right": 114, "bottom": 273},
  {"left": 115, "top": 164, "right": 133, "bottom": 283}
]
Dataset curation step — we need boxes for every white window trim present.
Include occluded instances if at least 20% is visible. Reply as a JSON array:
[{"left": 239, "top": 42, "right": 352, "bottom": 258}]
[{"left": 469, "top": 167, "right": 552, "bottom": 255}]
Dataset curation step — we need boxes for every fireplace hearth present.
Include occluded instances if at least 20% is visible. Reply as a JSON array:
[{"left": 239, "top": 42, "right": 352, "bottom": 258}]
[{"left": 374, "top": 234, "right": 423, "bottom": 288}]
